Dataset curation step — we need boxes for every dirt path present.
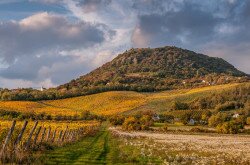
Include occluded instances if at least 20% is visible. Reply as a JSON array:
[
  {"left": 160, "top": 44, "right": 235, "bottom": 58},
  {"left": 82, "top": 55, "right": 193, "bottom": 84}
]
[{"left": 43, "top": 127, "right": 112, "bottom": 164}]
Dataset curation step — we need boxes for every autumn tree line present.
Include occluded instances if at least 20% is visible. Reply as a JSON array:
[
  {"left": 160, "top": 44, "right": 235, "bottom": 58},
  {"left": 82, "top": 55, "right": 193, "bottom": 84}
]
[
  {"left": 109, "top": 83, "right": 250, "bottom": 134},
  {"left": 0, "top": 76, "right": 248, "bottom": 101}
]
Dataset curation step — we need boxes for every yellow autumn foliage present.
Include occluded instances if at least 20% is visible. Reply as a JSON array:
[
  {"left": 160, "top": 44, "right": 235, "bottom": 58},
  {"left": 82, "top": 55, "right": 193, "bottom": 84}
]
[
  {"left": 0, "top": 83, "right": 248, "bottom": 117},
  {"left": 45, "top": 91, "right": 147, "bottom": 116},
  {"left": 0, "top": 101, "right": 75, "bottom": 116}
]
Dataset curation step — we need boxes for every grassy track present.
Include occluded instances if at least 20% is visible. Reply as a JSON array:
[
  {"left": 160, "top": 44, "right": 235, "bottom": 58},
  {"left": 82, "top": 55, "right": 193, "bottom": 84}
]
[{"left": 42, "top": 125, "right": 117, "bottom": 165}]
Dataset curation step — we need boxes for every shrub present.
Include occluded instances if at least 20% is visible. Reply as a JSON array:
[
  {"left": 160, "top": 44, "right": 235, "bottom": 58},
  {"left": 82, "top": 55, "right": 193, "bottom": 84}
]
[
  {"left": 109, "top": 115, "right": 125, "bottom": 126},
  {"left": 172, "top": 101, "right": 189, "bottom": 110},
  {"left": 122, "top": 116, "right": 140, "bottom": 131},
  {"left": 215, "top": 101, "right": 244, "bottom": 112},
  {"left": 246, "top": 117, "right": 250, "bottom": 125},
  {"left": 233, "top": 115, "right": 246, "bottom": 129},
  {"left": 162, "top": 123, "right": 168, "bottom": 132},
  {"left": 216, "top": 121, "right": 240, "bottom": 134},
  {"left": 140, "top": 115, "right": 154, "bottom": 130},
  {"left": 122, "top": 114, "right": 154, "bottom": 131},
  {"left": 180, "top": 113, "right": 191, "bottom": 125},
  {"left": 158, "top": 114, "right": 174, "bottom": 123},
  {"left": 208, "top": 113, "right": 227, "bottom": 127}
]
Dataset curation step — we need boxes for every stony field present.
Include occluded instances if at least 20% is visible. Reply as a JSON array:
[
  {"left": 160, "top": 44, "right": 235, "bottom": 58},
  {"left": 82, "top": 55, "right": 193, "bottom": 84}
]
[{"left": 110, "top": 127, "right": 250, "bottom": 164}]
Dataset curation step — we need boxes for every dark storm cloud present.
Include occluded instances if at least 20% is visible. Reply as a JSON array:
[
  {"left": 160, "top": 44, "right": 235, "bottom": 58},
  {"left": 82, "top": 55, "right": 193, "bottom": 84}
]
[
  {"left": 132, "top": 0, "right": 239, "bottom": 47},
  {"left": 133, "top": 3, "right": 221, "bottom": 47},
  {"left": 131, "top": 0, "right": 250, "bottom": 73}
]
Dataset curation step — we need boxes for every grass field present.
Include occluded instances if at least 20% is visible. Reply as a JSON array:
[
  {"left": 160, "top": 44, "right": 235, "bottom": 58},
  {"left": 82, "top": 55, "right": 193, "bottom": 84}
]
[
  {"left": 41, "top": 123, "right": 136, "bottom": 164},
  {"left": 40, "top": 123, "right": 250, "bottom": 164},
  {"left": 41, "top": 124, "right": 173, "bottom": 164},
  {"left": 41, "top": 125, "right": 111, "bottom": 164},
  {"left": 0, "top": 83, "right": 248, "bottom": 117}
]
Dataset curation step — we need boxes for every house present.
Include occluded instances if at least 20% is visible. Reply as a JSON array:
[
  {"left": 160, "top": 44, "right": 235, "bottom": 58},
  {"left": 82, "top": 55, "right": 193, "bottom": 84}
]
[
  {"left": 202, "top": 80, "right": 206, "bottom": 83},
  {"left": 152, "top": 114, "right": 160, "bottom": 121},
  {"left": 188, "top": 119, "right": 195, "bottom": 125},
  {"left": 232, "top": 113, "right": 240, "bottom": 118}
]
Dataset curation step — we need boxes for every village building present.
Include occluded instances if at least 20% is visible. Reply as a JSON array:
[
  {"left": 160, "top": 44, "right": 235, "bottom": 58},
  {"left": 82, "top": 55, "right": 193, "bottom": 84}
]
[
  {"left": 188, "top": 119, "right": 196, "bottom": 125},
  {"left": 232, "top": 113, "right": 240, "bottom": 118},
  {"left": 152, "top": 114, "right": 160, "bottom": 121}
]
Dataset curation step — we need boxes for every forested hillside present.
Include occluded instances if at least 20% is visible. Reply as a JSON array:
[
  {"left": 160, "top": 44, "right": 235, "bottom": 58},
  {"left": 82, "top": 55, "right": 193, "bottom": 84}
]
[{"left": 0, "top": 46, "right": 248, "bottom": 101}]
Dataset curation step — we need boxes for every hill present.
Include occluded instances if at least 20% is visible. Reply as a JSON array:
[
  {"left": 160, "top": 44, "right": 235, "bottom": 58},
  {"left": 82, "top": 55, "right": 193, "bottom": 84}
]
[
  {"left": 59, "top": 46, "right": 247, "bottom": 93},
  {"left": 0, "top": 46, "right": 248, "bottom": 101},
  {"left": 0, "top": 83, "right": 249, "bottom": 117}
]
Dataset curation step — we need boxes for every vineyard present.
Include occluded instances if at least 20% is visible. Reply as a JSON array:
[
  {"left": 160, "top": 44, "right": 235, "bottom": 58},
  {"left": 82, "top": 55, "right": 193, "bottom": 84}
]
[
  {"left": 45, "top": 91, "right": 146, "bottom": 116},
  {"left": 0, "top": 101, "right": 75, "bottom": 116},
  {"left": 0, "top": 83, "right": 247, "bottom": 118},
  {"left": 0, "top": 83, "right": 249, "bottom": 164},
  {"left": 0, "top": 119, "right": 100, "bottom": 163},
  {"left": 0, "top": 91, "right": 147, "bottom": 117}
]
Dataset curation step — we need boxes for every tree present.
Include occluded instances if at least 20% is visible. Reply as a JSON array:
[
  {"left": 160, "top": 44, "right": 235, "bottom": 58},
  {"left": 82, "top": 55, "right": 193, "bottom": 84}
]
[
  {"left": 122, "top": 116, "right": 140, "bottom": 131},
  {"left": 139, "top": 115, "right": 154, "bottom": 130},
  {"left": 216, "top": 121, "right": 240, "bottom": 134},
  {"left": 173, "top": 101, "right": 189, "bottom": 110},
  {"left": 180, "top": 113, "right": 191, "bottom": 125},
  {"left": 1, "top": 92, "right": 11, "bottom": 100},
  {"left": 247, "top": 117, "right": 250, "bottom": 125},
  {"left": 208, "top": 113, "right": 227, "bottom": 127},
  {"left": 109, "top": 115, "right": 125, "bottom": 126},
  {"left": 234, "top": 115, "right": 246, "bottom": 129}
]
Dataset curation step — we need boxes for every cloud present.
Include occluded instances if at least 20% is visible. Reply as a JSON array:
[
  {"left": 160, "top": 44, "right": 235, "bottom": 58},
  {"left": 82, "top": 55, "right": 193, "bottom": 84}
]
[
  {"left": 132, "top": 1, "right": 222, "bottom": 48},
  {"left": 0, "top": 12, "right": 110, "bottom": 64},
  {"left": 77, "top": 0, "right": 112, "bottom": 13},
  {"left": 0, "top": 11, "right": 115, "bottom": 88},
  {"left": 131, "top": 0, "right": 250, "bottom": 74},
  {"left": 0, "top": 0, "right": 250, "bottom": 88}
]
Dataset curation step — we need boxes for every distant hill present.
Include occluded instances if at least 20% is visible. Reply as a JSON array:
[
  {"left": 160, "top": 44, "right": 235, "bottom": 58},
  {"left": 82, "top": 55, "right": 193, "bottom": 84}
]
[
  {"left": 0, "top": 83, "right": 249, "bottom": 116},
  {"left": 0, "top": 46, "right": 248, "bottom": 101},
  {"left": 59, "top": 46, "right": 247, "bottom": 93}
]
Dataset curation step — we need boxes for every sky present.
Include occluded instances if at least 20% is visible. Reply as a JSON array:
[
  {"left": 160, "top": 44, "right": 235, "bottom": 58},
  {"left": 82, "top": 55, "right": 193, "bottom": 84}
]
[{"left": 0, "top": 0, "right": 249, "bottom": 89}]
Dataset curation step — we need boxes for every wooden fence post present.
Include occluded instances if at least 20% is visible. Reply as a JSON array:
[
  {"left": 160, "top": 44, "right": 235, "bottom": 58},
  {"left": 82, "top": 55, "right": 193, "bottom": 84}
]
[
  {"left": 40, "top": 127, "right": 46, "bottom": 143},
  {"left": 33, "top": 126, "right": 42, "bottom": 145},
  {"left": 51, "top": 129, "right": 57, "bottom": 142},
  {"left": 0, "top": 120, "right": 16, "bottom": 156},
  {"left": 25, "top": 121, "right": 38, "bottom": 149},
  {"left": 67, "top": 130, "right": 72, "bottom": 141},
  {"left": 65, "top": 130, "right": 71, "bottom": 142},
  {"left": 79, "top": 128, "right": 83, "bottom": 136},
  {"left": 61, "top": 126, "right": 68, "bottom": 142},
  {"left": 57, "top": 130, "right": 63, "bottom": 143},
  {"left": 77, "top": 128, "right": 81, "bottom": 140},
  {"left": 14, "top": 120, "right": 28, "bottom": 147},
  {"left": 46, "top": 127, "right": 51, "bottom": 142},
  {"left": 72, "top": 130, "right": 77, "bottom": 141},
  {"left": 70, "top": 130, "right": 74, "bottom": 142}
]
